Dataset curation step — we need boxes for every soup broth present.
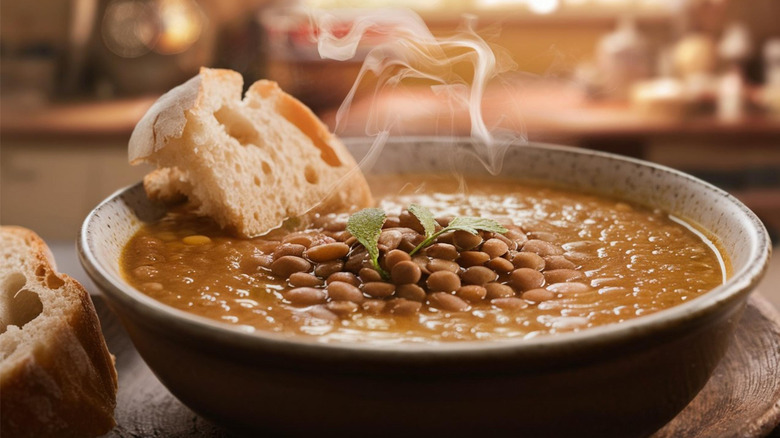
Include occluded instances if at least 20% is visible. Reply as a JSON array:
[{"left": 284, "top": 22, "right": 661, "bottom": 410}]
[{"left": 121, "top": 175, "right": 726, "bottom": 343}]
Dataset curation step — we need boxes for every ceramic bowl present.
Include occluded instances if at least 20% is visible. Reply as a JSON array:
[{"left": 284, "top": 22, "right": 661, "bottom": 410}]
[{"left": 79, "top": 138, "right": 771, "bottom": 437}]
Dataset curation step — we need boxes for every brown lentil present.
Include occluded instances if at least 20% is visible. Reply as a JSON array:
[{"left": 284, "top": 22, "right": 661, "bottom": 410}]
[
  {"left": 509, "top": 251, "right": 545, "bottom": 270},
  {"left": 386, "top": 298, "right": 422, "bottom": 316},
  {"left": 378, "top": 229, "right": 403, "bottom": 251},
  {"left": 271, "top": 256, "right": 311, "bottom": 278},
  {"left": 486, "top": 257, "right": 515, "bottom": 273},
  {"left": 522, "top": 288, "right": 556, "bottom": 302},
  {"left": 288, "top": 272, "right": 324, "bottom": 288},
  {"left": 329, "top": 231, "right": 351, "bottom": 242},
  {"left": 322, "top": 219, "right": 347, "bottom": 232},
  {"left": 461, "top": 266, "right": 498, "bottom": 285},
  {"left": 505, "top": 228, "right": 528, "bottom": 245},
  {"left": 358, "top": 267, "right": 383, "bottom": 283},
  {"left": 391, "top": 261, "right": 422, "bottom": 285},
  {"left": 363, "top": 281, "right": 396, "bottom": 298},
  {"left": 484, "top": 282, "right": 516, "bottom": 299},
  {"left": 510, "top": 268, "right": 546, "bottom": 291},
  {"left": 425, "top": 243, "right": 459, "bottom": 260},
  {"left": 428, "top": 292, "right": 470, "bottom": 312},
  {"left": 309, "top": 233, "right": 336, "bottom": 246},
  {"left": 344, "top": 251, "right": 370, "bottom": 273},
  {"left": 427, "top": 271, "right": 461, "bottom": 292},
  {"left": 327, "top": 281, "right": 364, "bottom": 303},
  {"left": 399, "top": 210, "right": 425, "bottom": 233},
  {"left": 491, "top": 297, "right": 529, "bottom": 310},
  {"left": 427, "top": 258, "right": 460, "bottom": 273},
  {"left": 411, "top": 255, "right": 432, "bottom": 275},
  {"left": 273, "top": 243, "right": 306, "bottom": 260},
  {"left": 435, "top": 230, "right": 455, "bottom": 245},
  {"left": 547, "top": 282, "right": 592, "bottom": 294},
  {"left": 305, "top": 242, "right": 350, "bottom": 263},
  {"left": 544, "top": 269, "right": 585, "bottom": 284},
  {"left": 544, "top": 255, "right": 577, "bottom": 270},
  {"left": 493, "top": 233, "right": 518, "bottom": 251},
  {"left": 397, "top": 237, "right": 417, "bottom": 253},
  {"left": 396, "top": 283, "right": 427, "bottom": 301},
  {"left": 456, "top": 285, "right": 487, "bottom": 303},
  {"left": 315, "top": 260, "right": 345, "bottom": 278},
  {"left": 458, "top": 251, "right": 490, "bottom": 268},
  {"left": 482, "top": 238, "right": 509, "bottom": 258},
  {"left": 385, "top": 249, "right": 412, "bottom": 270},
  {"left": 453, "top": 230, "right": 483, "bottom": 251},
  {"left": 327, "top": 272, "right": 361, "bottom": 287},
  {"left": 283, "top": 287, "right": 327, "bottom": 306},
  {"left": 436, "top": 216, "right": 453, "bottom": 227},
  {"left": 383, "top": 216, "right": 401, "bottom": 228}
]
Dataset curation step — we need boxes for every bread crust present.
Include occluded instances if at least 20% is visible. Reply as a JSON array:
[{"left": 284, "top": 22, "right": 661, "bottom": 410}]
[
  {"left": 129, "top": 67, "right": 373, "bottom": 237},
  {"left": 128, "top": 74, "right": 202, "bottom": 165},
  {"left": 1, "top": 226, "right": 117, "bottom": 438}
]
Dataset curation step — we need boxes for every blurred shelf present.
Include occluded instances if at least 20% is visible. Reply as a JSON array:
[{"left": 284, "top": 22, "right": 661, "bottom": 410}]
[
  {"left": 319, "top": 81, "right": 780, "bottom": 143},
  {"left": 1, "top": 96, "right": 158, "bottom": 141}
]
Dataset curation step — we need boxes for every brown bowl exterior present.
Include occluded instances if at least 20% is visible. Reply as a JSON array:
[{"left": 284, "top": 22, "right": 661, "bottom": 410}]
[{"left": 79, "top": 139, "right": 771, "bottom": 437}]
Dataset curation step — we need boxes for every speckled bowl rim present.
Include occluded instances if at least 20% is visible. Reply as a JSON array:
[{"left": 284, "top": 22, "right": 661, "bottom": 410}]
[{"left": 79, "top": 139, "right": 772, "bottom": 357}]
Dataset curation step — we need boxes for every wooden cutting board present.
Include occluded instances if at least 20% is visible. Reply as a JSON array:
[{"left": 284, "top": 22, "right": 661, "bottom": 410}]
[{"left": 96, "top": 295, "right": 780, "bottom": 437}]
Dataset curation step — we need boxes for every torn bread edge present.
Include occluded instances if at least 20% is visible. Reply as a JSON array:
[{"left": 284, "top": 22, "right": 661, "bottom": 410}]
[
  {"left": 0, "top": 226, "right": 118, "bottom": 438},
  {"left": 129, "top": 67, "right": 373, "bottom": 237}
]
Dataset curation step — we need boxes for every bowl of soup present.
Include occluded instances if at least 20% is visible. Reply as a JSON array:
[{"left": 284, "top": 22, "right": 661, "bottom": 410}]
[{"left": 79, "top": 138, "right": 771, "bottom": 437}]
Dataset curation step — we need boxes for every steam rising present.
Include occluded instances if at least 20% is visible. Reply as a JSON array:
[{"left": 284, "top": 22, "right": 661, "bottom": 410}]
[{"left": 308, "top": 8, "right": 522, "bottom": 175}]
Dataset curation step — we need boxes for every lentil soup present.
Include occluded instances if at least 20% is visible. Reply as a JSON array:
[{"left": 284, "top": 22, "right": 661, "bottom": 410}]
[{"left": 121, "top": 175, "right": 727, "bottom": 343}]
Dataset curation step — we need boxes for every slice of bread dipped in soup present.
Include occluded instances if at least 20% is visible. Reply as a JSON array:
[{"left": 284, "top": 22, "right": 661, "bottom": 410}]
[{"left": 129, "top": 67, "right": 373, "bottom": 237}]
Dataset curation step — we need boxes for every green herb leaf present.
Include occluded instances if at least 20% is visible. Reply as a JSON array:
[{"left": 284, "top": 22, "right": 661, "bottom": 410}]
[
  {"left": 346, "top": 208, "right": 388, "bottom": 278},
  {"left": 409, "top": 211, "right": 508, "bottom": 256},
  {"left": 408, "top": 204, "right": 438, "bottom": 238},
  {"left": 447, "top": 216, "right": 508, "bottom": 235}
]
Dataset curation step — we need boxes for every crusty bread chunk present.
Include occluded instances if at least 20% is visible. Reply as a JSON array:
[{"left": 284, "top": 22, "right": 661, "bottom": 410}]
[
  {"left": 0, "top": 226, "right": 117, "bottom": 438},
  {"left": 129, "top": 67, "right": 373, "bottom": 237}
]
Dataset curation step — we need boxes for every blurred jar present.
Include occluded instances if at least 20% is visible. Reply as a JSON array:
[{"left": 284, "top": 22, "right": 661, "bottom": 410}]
[
  {"left": 0, "top": 0, "right": 72, "bottom": 106},
  {"left": 673, "top": 34, "right": 716, "bottom": 79},
  {"left": 258, "top": 6, "right": 369, "bottom": 110},
  {"left": 96, "top": 0, "right": 215, "bottom": 96}
]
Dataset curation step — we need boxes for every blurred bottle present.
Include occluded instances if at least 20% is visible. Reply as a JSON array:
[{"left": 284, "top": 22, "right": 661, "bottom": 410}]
[
  {"left": 762, "top": 39, "right": 780, "bottom": 115},
  {"left": 764, "top": 39, "right": 780, "bottom": 88},
  {"left": 718, "top": 23, "right": 752, "bottom": 67},
  {"left": 716, "top": 23, "right": 752, "bottom": 121},
  {"left": 717, "top": 67, "right": 744, "bottom": 121},
  {"left": 596, "top": 17, "right": 652, "bottom": 100}
]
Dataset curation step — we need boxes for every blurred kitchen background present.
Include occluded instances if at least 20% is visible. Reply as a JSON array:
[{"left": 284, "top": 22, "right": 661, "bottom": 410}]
[{"left": 1, "top": 0, "right": 779, "bottom": 303}]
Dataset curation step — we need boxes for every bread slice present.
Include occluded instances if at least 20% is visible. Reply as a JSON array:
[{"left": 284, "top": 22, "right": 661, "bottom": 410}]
[
  {"left": 0, "top": 226, "right": 117, "bottom": 438},
  {"left": 129, "top": 67, "right": 373, "bottom": 237}
]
